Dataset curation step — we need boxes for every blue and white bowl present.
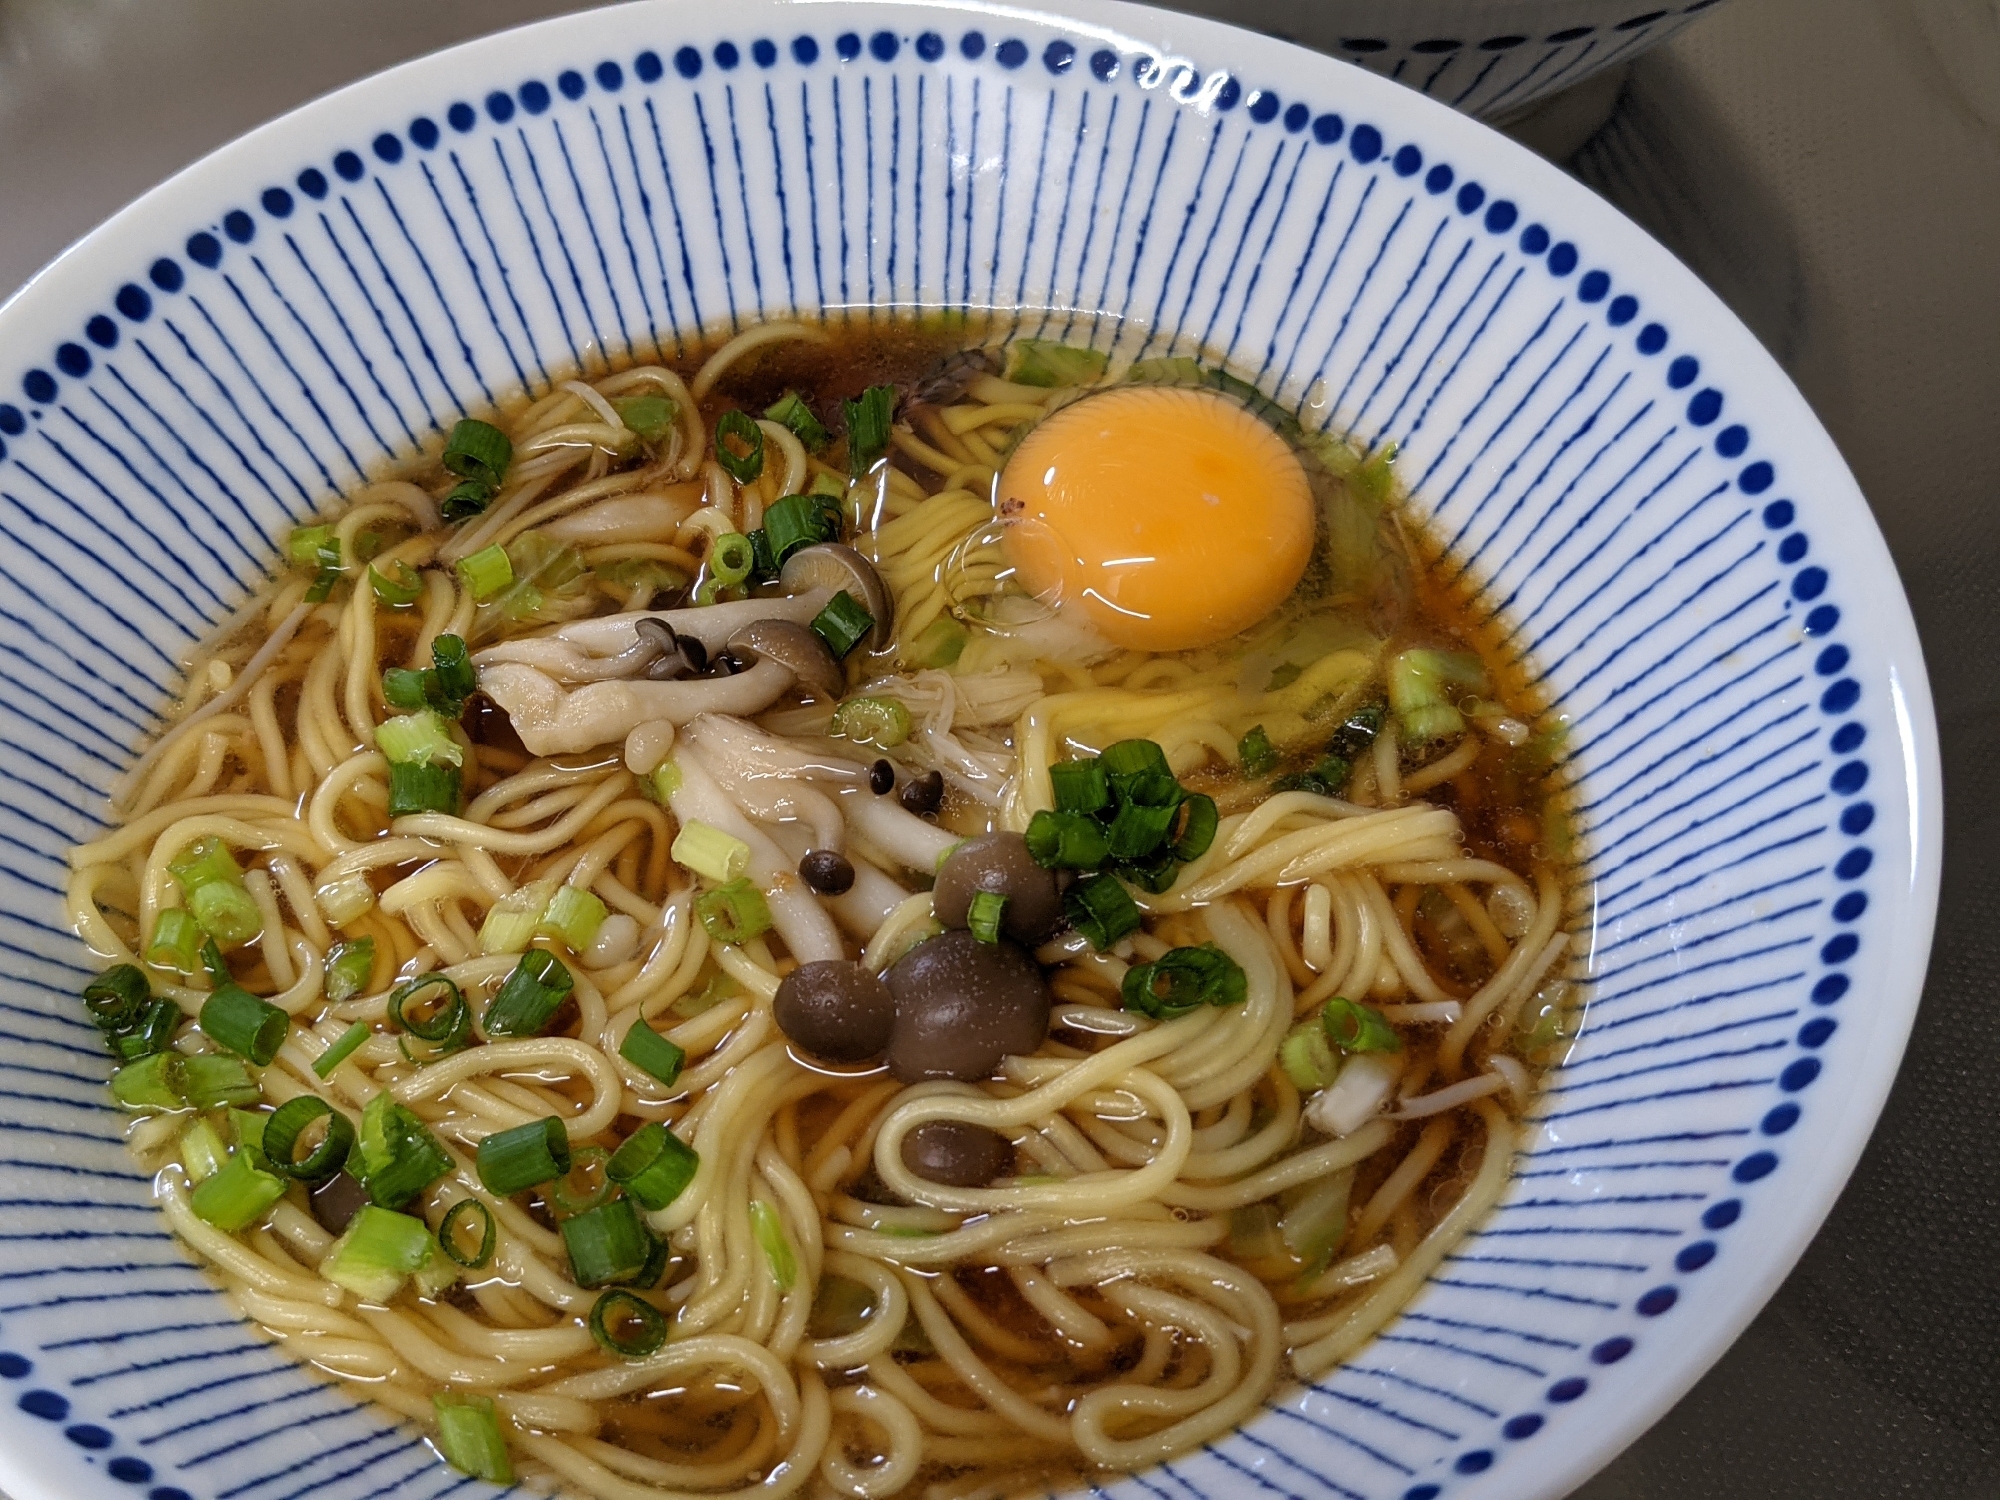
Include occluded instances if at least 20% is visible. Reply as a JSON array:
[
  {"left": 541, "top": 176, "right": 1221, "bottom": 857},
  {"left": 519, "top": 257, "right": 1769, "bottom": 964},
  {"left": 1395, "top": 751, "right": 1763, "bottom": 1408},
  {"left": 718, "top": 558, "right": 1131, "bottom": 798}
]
[{"left": 0, "top": 3, "right": 1939, "bottom": 1499}]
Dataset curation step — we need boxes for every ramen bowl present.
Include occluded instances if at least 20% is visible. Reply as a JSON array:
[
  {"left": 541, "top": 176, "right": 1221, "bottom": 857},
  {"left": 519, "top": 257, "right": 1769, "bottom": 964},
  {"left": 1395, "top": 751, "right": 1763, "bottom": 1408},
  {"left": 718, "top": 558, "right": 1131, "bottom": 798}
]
[{"left": 0, "top": 3, "right": 1939, "bottom": 1499}]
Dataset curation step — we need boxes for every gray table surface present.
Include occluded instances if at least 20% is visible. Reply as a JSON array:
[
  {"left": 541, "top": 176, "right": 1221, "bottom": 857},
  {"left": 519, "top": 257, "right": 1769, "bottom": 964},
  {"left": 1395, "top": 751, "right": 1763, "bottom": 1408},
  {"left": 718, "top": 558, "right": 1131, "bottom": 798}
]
[{"left": 1, "top": 1, "right": 1993, "bottom": 1495}]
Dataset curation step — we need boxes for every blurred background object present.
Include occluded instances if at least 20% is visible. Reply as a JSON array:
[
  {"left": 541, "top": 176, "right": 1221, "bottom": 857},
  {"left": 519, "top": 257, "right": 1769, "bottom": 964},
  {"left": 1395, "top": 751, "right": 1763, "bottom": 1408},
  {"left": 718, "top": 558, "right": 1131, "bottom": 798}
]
[{"left": 0, "top": 1, "right": 1994, "bottom": 1496}]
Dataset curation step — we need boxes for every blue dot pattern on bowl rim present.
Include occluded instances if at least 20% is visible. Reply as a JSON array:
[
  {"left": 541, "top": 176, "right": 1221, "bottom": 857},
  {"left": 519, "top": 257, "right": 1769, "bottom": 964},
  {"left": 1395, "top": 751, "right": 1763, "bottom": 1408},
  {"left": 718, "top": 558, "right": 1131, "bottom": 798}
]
[{"left": 0, "top": 6, "right": 1919, "bottom": 1499}]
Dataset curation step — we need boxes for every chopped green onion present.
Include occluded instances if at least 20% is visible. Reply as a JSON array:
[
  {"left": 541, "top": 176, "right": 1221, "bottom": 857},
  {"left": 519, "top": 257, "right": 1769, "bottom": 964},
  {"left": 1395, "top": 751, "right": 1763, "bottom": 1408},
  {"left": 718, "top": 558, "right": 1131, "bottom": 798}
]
[
  {"left": 907, "top": 615, "right": 968, "bottom": 669},
  {"left": 230, "top": 1108, "right": 268, "bottom": 1160},
  {"left": 540, "top": 885, "right": 607, "bottom": 953},
  {"left": 1170, "top": 793, "right": 1219, "bottom": 862},
  {"left": 1099, "top": 738, "right": 1172, "bottom": 783},
  {"left": 966, "top": 891, "right": 1008, "bottom": 945},
  {"left": 357, "top": 1092, "right": 454, "bottom": 1209},
  {"left": 606, "top": 1121, "right": 700, "bottom": 1212},
  {"left": 761, "top": 492, "right": 843, "bottom": 567},
  {"left": 289, "top": 524, "right": 337, "bottom": 568},
  {"left": 707, "top": 530, "right": 756, "bottom": 588},
  {"left": 476, "top": 1116, "right": 572, "bottom": 1197},
  {"left": 111, "top": 1053, "right": 184, "bottom": 1112},
  {"left": 263, "top": 1096, "right": 357, "bottom": 1181},
  {"left": 439, "top": 1200, "right": 497, "bottom": 1269},
  {"left": 1322, "top": 996, "right": 1403, "bottom": 1054},
  {"left": 431, "top": 633, "right": 476, "bottom": 705},
  {"left": 808, "top": 469, "right": 846, "bottom": 499},
  {"left": 1279, "top": 1021, "right": 1341, "bottom": 1091},
  {"left": 200, "top": 983, "right": 289, "bottom": 1065},
  {"left": 483, "top": 948, "right": 575, "bottom": 1038},
  {"left": 169, "top": 836, "right": 242, "bottom": 893},
  {"left": 146, "top": 909, "right": 203, "bottom": 974},
  {"left": 388, "top": 973, "right": 471, "bottom": 1050},
  {"left": 619, "top": 1019, "right": 687, "bottom": 1089},
  {"left": 456, "top": 543, "right": 514, "bottom": 601},
  {"left": 479, "top": 880, "right": 554, "bottom": 955},
  {"left": 830, "top": 695, "right": 910, "bottom": 748},
  {"left": 189, "top": 881, "right": 263, "bottom": 948},
  {"left": 615, "top": 394, "right": 676, "bottom": 442},
  {"left": 1024, "top": 810, "right": 1111, "bottom": 870},
  {"left": 1106, "top": 799, "right": 1179, "bottom": 861},
  {"left": 1049, "top": 758, "right": 1111, "bottom": 816},
  {"left": 649, "top": 760, "right": 684, "bottom": 802},
  {"left": 1229, "top": 1202, "right": 1286, "bottom": 1261},
  {"left": 190, "top": 1151, "right": 286, "bottom": 1232},
  {"left": 84, "top": 965, "right": 150, "bottom": 1033},
  {"left": 375, "top": 708, "right": 463, "bottom": 768},
  {"left": 1238, "top": 725, "right": 1277, "bottom": 777},
  {"left": 810, "top": 590, "right": 874, "bottom": 658},
  {"left": 696, "top": 878, "right": 772, "bottom": 946},
  {"left": 1121, "top": 944, "right": 1246, "bottom": 1019},
  {"left": 110, "top": 1000, "right": 183, "bottom": 1062},
  {"left": 386, "top": 761, "right": 461, "bottom": 818},
  {"left": 618, "top": 1227, "right": 672, "bottom": 1290},
  {"left": 1277, "top": 753, "right": 1353, "bottom": 798},
  {"left": 750, "top": 1199, "right": 797, "bottom": 1290},
  {"left": 764, "top": 390, "right": 829, "bottom": 451},
  {"left": 369, "top": 560, "right": 423, "bottom": 607},
  {"left": 1388, "top": 649, "right": 1485, "bottom": 744},
  {"left": 182, "top": 1052, "right": 262, "bottom": 1109},
  {"left": 588, "top": 1289, "right": 668, "bottom": 1358},
  {"left": 324, "top": 1203, "right": 436, "bottom": 1301},
  {"left": 441, "top": 479, "right": 495, "bottom": 522},
  {"left": 323, "top": 937, "right": 376, "bottom": 1004},
  {"left": 442, "top": 418, "right": 512, "bottom": 488},
  {"left": 671, "top": 822, "right": 750, "bottom": 884},
  {"left": 545, "top": 1145, "right": 613, "bottom": 1218},
  {"left": 841, "top": 384, "right": 895, "bottom": 475},
  {"left": 381, "top": 666, "right": 433, "bottom": 711},
  {"left": 1282, "top": 1166, "right": 1354, "bottom": 1275},
  {"left": 1328, "top": 701, "right": 1386, "bottom": 760},
  {"left": 433, "top": 1392, "right": 513, "bottom": 1485},
  {"left": 714, "top": 410, "right": 766, "bottom": 482},
  {"left": 181, "top": 1118, "right": 229, "bottom": 1183},
  {"left": 314, "top": 1020, "right": 372, "bottom": 1079},
  {"left": 1005, "top": 339, "right": 1109, "bottom": 388},
  {"left": 198, "top": 936, "right": 231, "bottom": 986},
  {"left": 561, "top": 1198, "right": 654, "bottom": 1288},
  {"left": 1064, "top": 875, "right": 1142, "bottom": 950}
]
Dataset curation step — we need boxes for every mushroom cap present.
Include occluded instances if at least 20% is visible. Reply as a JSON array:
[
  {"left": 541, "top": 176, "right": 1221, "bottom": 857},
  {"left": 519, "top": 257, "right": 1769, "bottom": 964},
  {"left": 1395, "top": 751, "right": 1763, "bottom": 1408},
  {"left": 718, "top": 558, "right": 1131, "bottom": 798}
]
[
  {"left": 728, "top": 618, "right": 845, "bottom": 701},
  {"left": 780, "top": 544, "right": 895, "bottom": 651},
  {"left": 932, "top": 833, "right": 1062, "bottom": 946},
  {"left": 883, "top": 930, "right": 1051, "bottom": 1083},
  {"left": 901, "top": 1120, "right": 1014, "bottom": 1188},
  {"left": 774, "top": 960, "right": 896, "bottom": 1064}
]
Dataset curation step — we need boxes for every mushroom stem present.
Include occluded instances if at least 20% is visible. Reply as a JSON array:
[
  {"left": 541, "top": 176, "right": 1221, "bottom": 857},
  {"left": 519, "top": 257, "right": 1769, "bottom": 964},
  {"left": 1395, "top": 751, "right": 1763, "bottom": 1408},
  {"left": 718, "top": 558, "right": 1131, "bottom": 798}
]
[{"left": 841, "top": 786, "right": 961, "bottom": 873}]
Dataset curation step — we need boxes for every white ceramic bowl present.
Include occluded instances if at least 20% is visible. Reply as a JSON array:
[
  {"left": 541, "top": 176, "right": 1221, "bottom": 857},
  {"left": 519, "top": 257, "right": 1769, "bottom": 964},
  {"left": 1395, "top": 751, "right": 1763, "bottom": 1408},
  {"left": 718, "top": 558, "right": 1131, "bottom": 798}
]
[
  {"left": 1158, "top": 0, "right": 1730, "bottom": 117},
  {"left": 0, "top": 4, "right": 1938, "bottom": 1499}
]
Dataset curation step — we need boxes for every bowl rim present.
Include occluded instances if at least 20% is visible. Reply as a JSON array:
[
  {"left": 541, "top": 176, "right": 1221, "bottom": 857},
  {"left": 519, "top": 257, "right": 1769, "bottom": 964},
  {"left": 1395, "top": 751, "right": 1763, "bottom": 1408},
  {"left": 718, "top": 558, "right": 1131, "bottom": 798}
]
[{"left": 0, "top": 4, "right": 1943, "bottom": 1499}]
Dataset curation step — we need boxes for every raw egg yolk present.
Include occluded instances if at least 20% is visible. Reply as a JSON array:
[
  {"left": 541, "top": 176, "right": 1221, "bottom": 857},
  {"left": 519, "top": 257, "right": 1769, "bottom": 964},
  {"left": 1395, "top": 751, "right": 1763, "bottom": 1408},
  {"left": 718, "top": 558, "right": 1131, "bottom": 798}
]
[{"left": 998, "top": 386, "right": 1314, "bottom": 652}]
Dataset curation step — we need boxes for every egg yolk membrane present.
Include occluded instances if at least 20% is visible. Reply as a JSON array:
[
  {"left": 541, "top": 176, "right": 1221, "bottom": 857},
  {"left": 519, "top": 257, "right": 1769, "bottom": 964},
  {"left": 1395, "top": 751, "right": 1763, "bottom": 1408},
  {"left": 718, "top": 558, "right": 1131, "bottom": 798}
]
[{"left": 998, "top": 386, "right": 1316, "bottom": 652}]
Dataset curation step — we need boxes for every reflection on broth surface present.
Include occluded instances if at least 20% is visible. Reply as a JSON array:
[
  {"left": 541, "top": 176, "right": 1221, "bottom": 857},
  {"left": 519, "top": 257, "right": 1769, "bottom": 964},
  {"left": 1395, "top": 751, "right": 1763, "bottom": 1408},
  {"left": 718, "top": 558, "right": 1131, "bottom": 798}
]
[{"left": 68, "top": 317, "right": 1583, "bottom": 1498}]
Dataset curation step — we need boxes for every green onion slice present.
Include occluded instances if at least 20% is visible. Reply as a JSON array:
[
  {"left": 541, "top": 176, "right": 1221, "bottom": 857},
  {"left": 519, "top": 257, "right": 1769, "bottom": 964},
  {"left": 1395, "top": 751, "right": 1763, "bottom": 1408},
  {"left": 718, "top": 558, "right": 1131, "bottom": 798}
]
[
  {"left": 545, "top": 1145, "right": 613, "bottom": 1218},
  {"left": 442, "top": 418, "right": 513, "bottom": 488},
  {"left": 388, "top": 973, "right": 471, "bottom": 1049},
  {"left": 84, "top": 965, "right": 150, "bottom": 1033},
  {"left": 967, "top": 891, "right": 1008, "bottom": 946},
  {"left": 369, "top": 560, "right": 423, "bottom": 607},
  {"left": 670, "top": 821, "right": 750, "bottom": 884},
  {"left": 1121, "top": 943, "right": 1246, "bottom": 1019},
  {"left": 263, "top": 1096, "right": 357, "bottom": 1181},
  {"left": 169, "top": 836, "right": 242, "bottom": 895},
  {"left": 615, "top": 394, "right": 677, "bottom": 442},
  {"left": 381, "top": 666, "right": 433, "bottom": 711},
  {"left": 810, "top": 590, "right": 874, "bottom": 659},
  {"left": 714, "top": 410, "right": 765, "bottom": 483},
  {"left": 375, "top": 708, "right": 463, "bottom": 768},
  {"left": 483, "top": 948, "right": 575, "bottom": 1038},
  {"left": 1063, "top": 875, "right": 1142, "bottom": 951},
  {"left": 386, "top": 761, "right": 461, "bottom": 818},
  {"left": 181, "top": 1053, "right": 263, "bottom": 1109},
  {"left": 588, "top": 1289, "right": 668, "bottom": 1358},
  {"left": 1049, "top": 758, "right": 1111, "bottom": 816},
  {"left": 189, "top": 880, "right": 263, "bottom": 948},
  {"left": 1322, "top": 996, "right": 1403, "bottom": 1054},
  {"left": 1098, "top": 738, "right": 1172, "bottom": 782},
  {"left": 111, "top": 1052, "right": 185, "bottom": 1112},
  {"left": 764, "top": 389, "right": 829, "bottom": 451},
  {"left": 357, "top": 1093, "right": 454, "bottom": 1208},
  {"left": 761, "top": 492, "right": 842, "bottom": 567},
  {"left": 431, "top": 633, "right": 476, "bottom": 706},
  {"left": 1170, "top": 793, "right": 1219, "bottom": 862},
  {"left": 441, "top": 479, "right": 495, "bottom": 522},
  {"left": 1004, "top": 339, "right": 1109, "bottom": 388},
  {"left": 476, "top": 1116, "right": 572, "bottom": 1197},
  {"left": 438, "top": 1199, "right": 497, "bottom": 1269},
  {"left": 190, "top": 1151, "right": 286, "bottom": 1232},
  {"left": 1023, "top": 810, "right": 1111, "bottom": 871},
  {"left": 908, "top": 615, "right": 968, "bottom": 669},
  {"left": 432, "top": 1392, "right": 514, "bottom": 1486},
  {"left": 619, "top": 1019, "right": 687, "bottom": 1089},
  {"left": 146, "top": 908, "right": 202, "bottom": 974},
  {"left": 561, "top": 1197, "right": 654, "bottom": 1288},
  {"left": 1238, "top": 725, "right": 1277, "bottom": 777},
  {"left": 707, "top": 531, "right": 756, "bottom": 588},
  {"left": 323, "top": 937, "right": 376, "bottom": 1004},
  {"left": 1105, "top": 799, "right": 1179, "bottom": 861},
  {"left": 1279, "top": 1021, "right": 1341, "bottom": 1091},
  {"left": 696, "top": 878, "right": 772, "bottom": 946},
  {"left": 606, "top": 1122, "right": 700, "bottom": 1212},
  {"left": 110, "top": 1000, "right": 183, "bottom": 1062},
  {"left": 830, "top": 696, "right": 911, "bottom": 748},
  {"left": 841, "top": 384, "right": 895, "bottom": 475},
  {"left": 456, "top": 543, "right": 514, "bottom": 602},
  {"left": 200, "top": 983, "right": 289, "bottom": 1065},
  {"left": 314, "top": 1020, "right": 372, "bottom": 1080},
  {"left": 750, "top": 1199, "right": 797, "bottom": 1290},
  {"left": 540, "top": 885, "right": 607, "bottom": 953}
]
